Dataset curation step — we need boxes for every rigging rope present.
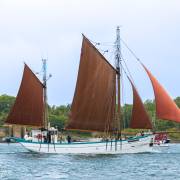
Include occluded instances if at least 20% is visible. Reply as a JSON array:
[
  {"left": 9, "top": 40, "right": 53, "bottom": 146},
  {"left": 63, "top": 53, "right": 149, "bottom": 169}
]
[
  {"left": 120, "top": 38, "right": 141, "bottom": 63},
  {"left": 121, "top": 56, "right": 137, "bottom": 88}
]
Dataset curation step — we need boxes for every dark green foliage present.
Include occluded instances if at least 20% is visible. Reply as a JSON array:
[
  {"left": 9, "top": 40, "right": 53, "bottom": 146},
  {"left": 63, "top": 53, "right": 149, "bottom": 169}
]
[
  {"left": 0, "top": 94, "right": 71, "bottom": 129},
  {"left": 0, "top": 94, "right": 180, "bottom": 131},
  {"left": 122, "top": 104, "right": 132, "bottom": 128},
  {"left": 48, "top": 105, "right": 70, "bottom": 130},
  {"left": 0, "top": 94, "right": 15, "bottom": 113},
  {"left": 0, "top": 94, "right": 15, "bottom": 126},
  {"left": 175, "top": 97, "right": 180, "bottom": 108},
  {"left": 143, "top": 98, "right": 180, "bottom": 131}
]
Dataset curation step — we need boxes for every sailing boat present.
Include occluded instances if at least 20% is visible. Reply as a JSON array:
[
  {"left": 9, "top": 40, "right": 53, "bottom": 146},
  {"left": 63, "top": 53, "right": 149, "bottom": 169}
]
[{"left": 5, "top": 27, "right": 180, "bottom": 154}]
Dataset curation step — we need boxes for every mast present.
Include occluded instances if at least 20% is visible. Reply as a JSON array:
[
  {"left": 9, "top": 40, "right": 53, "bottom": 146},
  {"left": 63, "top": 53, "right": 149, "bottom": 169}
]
[
  {"left": 42, "top": 59, "right": 49, "bottom": 129},
  {"left": 115, "top": 26, "right": 122, "bottom": 138}
]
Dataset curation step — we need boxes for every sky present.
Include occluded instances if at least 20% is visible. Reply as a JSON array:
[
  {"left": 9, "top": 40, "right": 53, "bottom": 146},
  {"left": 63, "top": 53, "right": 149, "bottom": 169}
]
[{"left": 0, "top": 0, "right": 179, "bottom": 106}]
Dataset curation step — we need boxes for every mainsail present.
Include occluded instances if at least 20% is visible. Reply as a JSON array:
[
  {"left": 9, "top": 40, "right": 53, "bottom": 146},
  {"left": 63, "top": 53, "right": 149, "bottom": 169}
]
[
  {"left": 128, "top": 77, "right": 152, "bottom": 129},
  {"left": 66, "top": 35, "right": 117, "bottom": 132},
  {"left": 142, "top": 64, "right": 180, "bottom": 122},
  {"left": 6, "top": 64, "right": 44, "bottom": 126}
]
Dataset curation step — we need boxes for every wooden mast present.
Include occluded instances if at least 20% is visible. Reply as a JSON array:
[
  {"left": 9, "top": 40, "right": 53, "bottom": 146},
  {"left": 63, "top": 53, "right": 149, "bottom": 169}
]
[
  {"left": 115, "top": 26, "right": 122, "bottom": 140},
  {"left": 42, "top": 59, "right": 49, "bottom": 130}
]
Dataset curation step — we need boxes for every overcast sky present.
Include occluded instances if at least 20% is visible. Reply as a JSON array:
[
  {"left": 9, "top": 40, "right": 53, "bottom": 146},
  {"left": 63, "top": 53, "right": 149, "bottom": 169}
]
[{"left": 0, "top": 0, "right": 179, "bottom": 105}]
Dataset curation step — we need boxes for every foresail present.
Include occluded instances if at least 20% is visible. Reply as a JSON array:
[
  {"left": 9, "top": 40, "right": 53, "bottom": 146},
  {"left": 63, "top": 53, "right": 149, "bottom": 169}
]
[
  {"left": 6, "top": 64, "right": 44, "bottom": 126},
  {"left": 66, "top": 35, "right": 117, "bottom": 132},
  {"left": 142, "top": 64, "right": 180, "bottom": 122},
  {"left": 128, "top": 78, "right": 152, "bottom": 129}
]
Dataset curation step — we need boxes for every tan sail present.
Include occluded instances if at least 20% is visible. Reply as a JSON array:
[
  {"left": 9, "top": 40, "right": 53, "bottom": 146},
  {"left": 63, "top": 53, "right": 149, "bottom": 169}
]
[
  {"left": 6, "top": 64, "right": 44, "bottom": 127},
  {"left": 142, "top": 64, "right": 180, "bottom": 122},
  {"left": 66, "top": 35, "right": 117, "bottom": 132},
  {"left": 128, "top": 77, "right": 152, "bottom": 129}
]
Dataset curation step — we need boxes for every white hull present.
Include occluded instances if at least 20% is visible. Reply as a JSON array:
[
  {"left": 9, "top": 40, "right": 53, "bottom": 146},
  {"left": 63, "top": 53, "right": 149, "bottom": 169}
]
[{"left": 19, "top": 135, "right": 154, "bottom": 154}]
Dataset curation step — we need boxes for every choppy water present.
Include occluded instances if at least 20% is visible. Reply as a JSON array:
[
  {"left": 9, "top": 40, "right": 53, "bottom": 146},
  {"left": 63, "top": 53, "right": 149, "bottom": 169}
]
[{"left": 0, "top": 143, "right": 180, "bottom": 180}]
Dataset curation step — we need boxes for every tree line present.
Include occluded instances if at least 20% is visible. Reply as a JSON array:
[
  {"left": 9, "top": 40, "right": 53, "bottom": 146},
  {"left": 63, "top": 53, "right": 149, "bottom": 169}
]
[
  {"left": 0, "top": 94, "right": 180, "bottom": 131},
  {"left": 122, "top": 97, "right": 180, "bottom": 131}
]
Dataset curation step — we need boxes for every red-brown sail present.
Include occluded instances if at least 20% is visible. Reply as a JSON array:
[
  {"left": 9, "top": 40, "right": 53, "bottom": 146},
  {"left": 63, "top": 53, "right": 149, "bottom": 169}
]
[
  {"left": 128, "top": 77, "right": 152, "bottom": 129},
  {"left": 66, "top": 35, "right": 117, "bottom": 132},
  {"left": 142, "top": 64, "right": 180, "bottom": 122},
  {"left": 6, "top": 64, "right": 44, "bottom": 126}
]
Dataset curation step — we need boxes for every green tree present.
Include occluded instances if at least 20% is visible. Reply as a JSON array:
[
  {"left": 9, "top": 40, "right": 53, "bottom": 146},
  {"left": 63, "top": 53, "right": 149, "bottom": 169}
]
[
  {"left": 0, "top": 94, "right": 15, "bottom": 126},
  {"left": 0, "top": 94, "right": 180, "bottom": 132}
]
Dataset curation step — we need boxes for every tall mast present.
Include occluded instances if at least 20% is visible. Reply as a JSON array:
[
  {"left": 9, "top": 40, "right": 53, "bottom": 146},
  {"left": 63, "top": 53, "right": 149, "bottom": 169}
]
[
  {"left": 115, "top": 26, "right": 122, "bottom": 138},
  {"left": 42, "top": 59, "right": 48, "bottom": 129}
]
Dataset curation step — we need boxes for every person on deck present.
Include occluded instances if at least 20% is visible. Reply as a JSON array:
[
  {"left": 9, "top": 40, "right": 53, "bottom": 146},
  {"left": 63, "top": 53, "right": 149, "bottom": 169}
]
[
  {"left": 24, "top": 131, "right": 32, "bottom": 141},
  {"left": 47, "top": 131, "right": 51, "bottom": 143},
  {"left": 141, "top": 131, "right": 144, "bottom": 136},
  {"left": 67, "top": 135, "right": 72, "bottom": 144}
]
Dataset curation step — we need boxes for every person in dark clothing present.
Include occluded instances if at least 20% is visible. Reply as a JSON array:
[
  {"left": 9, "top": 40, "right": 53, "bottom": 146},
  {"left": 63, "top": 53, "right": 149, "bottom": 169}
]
[
  {"left": 47, "top": 131, "right": 51, "bottom": 143},
  {"left": 141, "top": 131, "right": 144, "bottom": 136},
  {"left": 67, "top": 135, "right": 71, "bottom": 144},
  {"left": 149, "top": 138, "right": 154, "bottom": 147},
  {"left": 44, "top": 136, "right": 47, "bottom": 143}
]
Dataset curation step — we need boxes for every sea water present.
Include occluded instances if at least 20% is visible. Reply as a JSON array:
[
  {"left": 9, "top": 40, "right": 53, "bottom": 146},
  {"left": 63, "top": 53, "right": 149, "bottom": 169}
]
[{"left": 0, "top": 143, "right": 180, "bottom": 180}]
